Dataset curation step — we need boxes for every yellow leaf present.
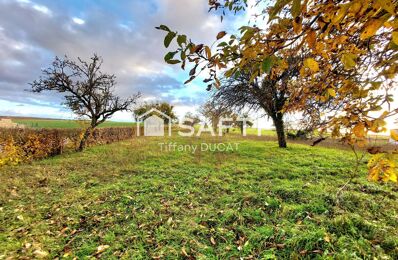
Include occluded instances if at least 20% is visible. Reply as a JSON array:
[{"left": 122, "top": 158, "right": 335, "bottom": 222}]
[
  {"left": 368, "top": 154, "right": 398, "bottom": 183},
  {"left": 391, "top": 129, "right": 398, "bottom": 141},
  {"left": 349, "top": 1, "right": 362, "bottom": 15},
  {"left": 327, "top": 88, "right": 336, "bottom": 97},
  {"left": 392, "top": 31, "right": 398, "bottom": 45},
  {"left": 376, "top": 0, "right": 396, "bottom": 15},
  {"left": 181, "top": 247, "right": 188, "bottom": 257},
  {"left": 353, "top": 122, "right": 366, "bottom": 138},
  {"left": 332, "top": 4, "right": 349, "bottom": 24},
  {"left": 291, "top": 0, "right": 301, "bottom": 18},
  {"left": 341, "top": 53, "right": 356, "bottom": 70},
  {"left": 332, "top": 125, "right": 340, "bottom": 137},
  {"left": 360, "top": 18, "right": 384, "bottom": 40},
  {"left": 389, "top": 171, "right": 397, "bottom": 182},
  {"left": 304, "top": 58, "right": 319, "bottom": 72},
  {"left": 96, "top": 245, "right": 110, "bottom": 254},
  {"left": 299, "top": 66, "right": 306, "bottom": 76},
  {"left": 33, "top": 249, "right": 49, "bottom": 259},
  {"left": 204, "top": 46, "right": 212, "bottom": 59}
]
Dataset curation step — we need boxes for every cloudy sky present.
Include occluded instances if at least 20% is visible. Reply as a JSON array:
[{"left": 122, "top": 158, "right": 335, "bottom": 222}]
[
  {"left": 0, "top": 0, "right": 250, "bottom": 121},
  {"left": 1, "top": 0, "right": 395, "bottom": 130}
]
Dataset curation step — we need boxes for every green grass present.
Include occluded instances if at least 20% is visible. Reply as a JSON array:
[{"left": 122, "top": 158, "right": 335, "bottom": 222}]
[
  {"left": 191, "top": 125, "right": 277, "bottom": 137},
  {"left": 11, "top": 118, "right": 136, "bottom": 129},
  {"left": 231, "top": 127, "right": 277, "bottom": 136},
  {"left": 0, "top": 135, "right": 397, "bottom": 259}
]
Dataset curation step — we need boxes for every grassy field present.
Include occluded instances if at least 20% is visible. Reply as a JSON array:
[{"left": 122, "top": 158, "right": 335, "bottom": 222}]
[
  {"left": 230, "top": 127, "right": 277, "bottom": 136},
  {"left": 9, "top": 117, "right": 277, "bottom": 136},
  {"left": 0, "top": 135, "right": 397, "bottom": 259},
  {"left": 7, "top": 117, "right": 135, "bottom": 129}
]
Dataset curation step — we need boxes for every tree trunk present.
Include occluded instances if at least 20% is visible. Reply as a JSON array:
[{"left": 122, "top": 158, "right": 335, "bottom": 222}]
[
  {"left": 272, "top": 113, "right": 287, "bottom": 148},
  {"left": 212, "top": 118, "right": 219, "bottom": 134},
  {"left": 78, "top": 126, "right": 93, "bottom": 151}
]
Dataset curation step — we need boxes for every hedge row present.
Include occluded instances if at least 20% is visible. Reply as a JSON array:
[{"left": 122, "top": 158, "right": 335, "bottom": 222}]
[{"left": 0, "top": 127, "right": 142, "bottom": 167}]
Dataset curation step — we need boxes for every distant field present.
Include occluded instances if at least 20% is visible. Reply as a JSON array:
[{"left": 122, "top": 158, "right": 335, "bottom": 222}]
[
  {"left": 7, "top": 117, "right": 136, "bottom": 129},
  {"left": 5, "top": 118, "right": 277, "bottom": 134},
  {"left": 192, "top": 126, "right": 277, "bottom": 137},
  {"left": 231, "top": 127, "right": 277, "bottom": 136},
  {"left": 2, "top": 117, "right": 394, "bottom": 147}
]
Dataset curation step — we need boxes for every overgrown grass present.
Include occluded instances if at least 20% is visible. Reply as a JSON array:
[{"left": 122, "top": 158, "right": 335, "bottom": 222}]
[{"left": 0, "top": 135, "right": 397, "bottom": 259}]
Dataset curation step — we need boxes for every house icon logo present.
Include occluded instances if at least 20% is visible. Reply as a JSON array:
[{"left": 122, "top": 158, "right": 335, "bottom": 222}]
[{"left": 136, "top": 108, "right": 172, "bottom": 136}]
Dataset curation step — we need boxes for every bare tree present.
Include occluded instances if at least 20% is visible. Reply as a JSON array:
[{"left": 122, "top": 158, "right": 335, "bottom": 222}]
[
  {"left": 30, "top": 54, "right": 140, "bottom": 151},
  {"left": 234, "top": 113, "right": 253, "bottom": 134},
  {"left": 133, "top": 101, "right": 177, "bottom": 123},
  {"left": 213, "top": 57, "right": 302, "bottom": 148},
  {"left": 182, "top": 112, "right": 201, "bottom": 127},
  {"left": 199, "top": 100, "right": 233, "bottom": 132}
]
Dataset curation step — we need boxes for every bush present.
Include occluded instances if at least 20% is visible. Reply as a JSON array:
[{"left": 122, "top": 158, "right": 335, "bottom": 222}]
[{"left": 0, "top": 127, "right": 142, "bottom": 166}]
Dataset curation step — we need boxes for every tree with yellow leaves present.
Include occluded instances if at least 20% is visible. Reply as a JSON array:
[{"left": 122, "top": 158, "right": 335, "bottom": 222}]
[{"left": 157, "top": 0, "right": 398, "bottom": 183}]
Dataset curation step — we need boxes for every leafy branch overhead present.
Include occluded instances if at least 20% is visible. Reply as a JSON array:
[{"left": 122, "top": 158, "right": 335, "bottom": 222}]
[{"left": 157, "top": 0, "right": 398, "bottom": 183}]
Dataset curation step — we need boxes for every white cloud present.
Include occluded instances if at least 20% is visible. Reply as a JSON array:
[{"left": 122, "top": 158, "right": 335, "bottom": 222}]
[
  {"left": 33, "top": 4, "right": 51, "bottom": 15},
  {"left": 0, "top": 0, "right": 233, "bottom": 119},
  {"left": 72, "top": 17, "right": 85, "bottom": 25}
]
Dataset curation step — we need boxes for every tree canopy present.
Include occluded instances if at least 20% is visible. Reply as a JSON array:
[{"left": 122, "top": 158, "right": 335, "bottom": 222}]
[
  {"left": 158, "top": 0, "right": 398, "bottom": 183},
  {"left": 133, "top": 101, "right": 177, "bottom": 123}
]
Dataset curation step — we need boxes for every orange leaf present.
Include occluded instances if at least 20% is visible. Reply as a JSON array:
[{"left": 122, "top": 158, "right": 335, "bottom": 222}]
[
  {"left": 306, "top": 30, "right": 316, "bottom": 49},
  {"left": 353, "top": 122, "right": 366, "bottom": 138},
  {"left": 360, "top": 18, "right": 385, "bottom": 40},
  {"left": 391, "top": 129, "right": 398, "bottom": 141},
  {"left": 216, "top": 31, "right": 227, "bottom": 40}
]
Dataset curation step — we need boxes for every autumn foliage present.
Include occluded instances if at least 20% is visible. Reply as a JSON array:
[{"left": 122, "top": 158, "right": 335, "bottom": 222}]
[
  {"left": 0, "top": 127, "right": 142, "bottom": 167},
  {"left": 158, "top": 0, "right": 398, "bottom": 184}
]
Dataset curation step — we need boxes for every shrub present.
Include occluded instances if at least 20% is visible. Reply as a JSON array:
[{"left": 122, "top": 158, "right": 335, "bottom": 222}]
[
  {"left": 0, "top": 137, "right": 24, "bottom": 166},
  {"left": 0, "top": 127, "right": 142, "bottom": 167}
]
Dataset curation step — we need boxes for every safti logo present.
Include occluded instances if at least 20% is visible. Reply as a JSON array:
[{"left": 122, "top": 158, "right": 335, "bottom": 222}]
[
  {"left": 136, "top": 109, "right": 262, "bottom": 138},
  {"left": 136, "top": 108, "right": 172, "bottom": 137}
]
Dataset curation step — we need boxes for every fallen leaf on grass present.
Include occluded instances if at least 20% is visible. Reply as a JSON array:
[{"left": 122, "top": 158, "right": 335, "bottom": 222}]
[
  {"left": 10, "top": 189, "right": 19, "bottom": 197},
  {"left": 300, "top": 249, "right": 308, "bottom": 255},
  {"left": 60, "top": 227, "right": 69, "bottom": 234},
  {"left": 181, "top": 247, "right": 188, "bottom": 257},
  {"left": 96, "top": 245, "right": 110, "bottom": 255},
  {"left": 33, "top": 249, "right": 49, "bottom": 258},
  {"left": 167, "top": 217, "right": 173, "bottom": 225}
]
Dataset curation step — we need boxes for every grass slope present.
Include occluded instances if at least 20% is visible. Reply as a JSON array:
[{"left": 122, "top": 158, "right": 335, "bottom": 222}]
[{"left": 0, "top": 135, "right": 397, "bottom": 259}]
